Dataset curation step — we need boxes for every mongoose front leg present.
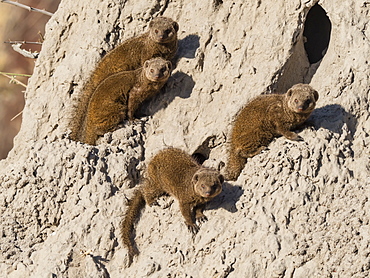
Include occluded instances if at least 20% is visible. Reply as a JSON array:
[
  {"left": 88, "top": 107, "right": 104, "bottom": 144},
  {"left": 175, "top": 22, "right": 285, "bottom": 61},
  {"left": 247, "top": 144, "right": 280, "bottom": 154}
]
[
  {"left": 128, "top": 86, "right": 154, "bottom": 120},
  {"left": 194, "top": 203, "right": 207, "bottom": 224},
  {"left": 127, "top": 86, "right": 143, "bottom": 120},
  {"left": 276, "top": 123, "right": 303, "bottom": 141},
  {"left": 179, "top": 202, "right": 199, "bottom": 234},
  {"left": 279, "top": 129, "right": 303, "bottom": 141}
]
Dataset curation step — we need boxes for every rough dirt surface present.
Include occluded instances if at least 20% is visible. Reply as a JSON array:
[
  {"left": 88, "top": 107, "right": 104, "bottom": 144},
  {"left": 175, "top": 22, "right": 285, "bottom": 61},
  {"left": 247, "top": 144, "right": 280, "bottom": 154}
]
[{"left": 1, "top": 0, "right": 370, "bottom": 277}]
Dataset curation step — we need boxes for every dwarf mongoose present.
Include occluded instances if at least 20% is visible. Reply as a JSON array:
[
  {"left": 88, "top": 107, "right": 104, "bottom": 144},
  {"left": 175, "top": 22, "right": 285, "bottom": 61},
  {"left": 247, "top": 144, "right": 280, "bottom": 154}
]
[
  {"left": 225, "top": 83, "right": 319, "bottom": 181},
  {"left": 88, "top": 16, "right": 178, "bottom": 89},
  {"left": 70, "top": 17, "right": 178, "bottom": 141},
  {"left": 121, "top": 148, "right": 224, "bottom": 262},
  {"left": 79, "top": 57, "right": 171, "bottom": 145}
]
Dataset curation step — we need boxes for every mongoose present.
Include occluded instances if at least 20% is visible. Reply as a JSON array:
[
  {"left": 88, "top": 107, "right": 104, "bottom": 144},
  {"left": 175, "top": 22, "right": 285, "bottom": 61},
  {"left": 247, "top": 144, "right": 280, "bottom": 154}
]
[
  {"left": 120, "top": 148, "right": 224, "bottom": 263},
  {"left": 225, "top": 83, "right": 319, "bottom": 181},
  {"left": 80, "top": 57, "right": 172, "bottom": 145},
  {"left": 70, "top": 17, "right": 179, "bottom": 141}
]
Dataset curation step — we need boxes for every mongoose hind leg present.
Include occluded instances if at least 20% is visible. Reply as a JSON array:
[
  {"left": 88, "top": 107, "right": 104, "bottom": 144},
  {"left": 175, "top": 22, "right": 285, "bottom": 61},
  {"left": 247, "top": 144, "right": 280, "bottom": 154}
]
[
  {"left": 142, "top": 180, "right": 166, "bottom": 206},
  {"left": 226, "top": 143, "right": 266, "bottom": 181},
  {"left": 84, "top": 115, "right": 122, "bottom": 145},
  {"left": 83, "top": 117, "right": 104, "bottom": 145},
  {"left": 225, "top": 151, "right": 247, "bottom": 181},
  {"left": 239, "top": 145, "right": 267, "bottom": 158},
  {"left": 100, "top": 101, "right": 127, "bottom": 132},
  {"left": 83, "top": 100, "right": 127, "bottom": 145},
  {"left": 83, "top": 128, "right": 99, "bottom": 145}
]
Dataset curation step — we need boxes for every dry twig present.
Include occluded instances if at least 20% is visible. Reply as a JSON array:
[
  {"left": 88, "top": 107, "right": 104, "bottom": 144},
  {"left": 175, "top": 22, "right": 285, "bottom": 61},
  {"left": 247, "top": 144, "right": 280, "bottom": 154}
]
[
  {"left": 10, "top": 110, "right": 23, "bottom": 121},
  {"left": 0, "top": 1, "right": 48, "bottom": 123},
  {"left": 4, "top": 40, "right": 42, "bottom": 45},
  {"left": 38, "top": 31, "right": 45, "bottom": 42},
  {"left": 0, "top": 72, "right": 28, "bottom": 121},
  {"left": 0, "top": 0, "right": 54, "bottom": 16},
  {"left": 0, "top": 72, "right": 28, "bottom": 88},
  {"left": 11, "top": 43, "right": 39, "bottom": 58}
]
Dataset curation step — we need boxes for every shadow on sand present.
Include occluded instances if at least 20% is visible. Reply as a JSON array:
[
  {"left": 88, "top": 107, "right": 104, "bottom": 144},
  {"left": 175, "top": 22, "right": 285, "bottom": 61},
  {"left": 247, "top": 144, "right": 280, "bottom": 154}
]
[
  {"left": 207, "top": 182, "right": 244, "bottom": 213},
  {"left": 309, "top": 104, "right": 357, "bottom": 138}
]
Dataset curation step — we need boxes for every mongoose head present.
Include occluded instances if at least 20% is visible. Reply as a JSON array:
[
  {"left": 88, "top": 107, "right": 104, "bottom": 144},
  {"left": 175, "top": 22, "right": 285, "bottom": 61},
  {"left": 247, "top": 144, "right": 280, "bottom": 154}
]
[
  {"left": 192, "top": 168, "right": 224, "bottom": 198},
  {"left": 286, "top": 83, "right": 319, "bottom": 114},
  {"left": 149, "top": 17, "right": 179, "bottom": 43},
  {"left": 143, "top": 57, "right": 172, "bottom": 82}
]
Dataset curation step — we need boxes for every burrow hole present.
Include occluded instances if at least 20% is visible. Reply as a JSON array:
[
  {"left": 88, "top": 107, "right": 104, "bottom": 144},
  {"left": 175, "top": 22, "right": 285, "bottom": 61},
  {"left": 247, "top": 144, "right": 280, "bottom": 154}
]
[
  {"left": 303, "top": 3, "right": 332, "bottom": 64},
  {"left": 191, "top": 136, "right": 217, "bottom": 165}
]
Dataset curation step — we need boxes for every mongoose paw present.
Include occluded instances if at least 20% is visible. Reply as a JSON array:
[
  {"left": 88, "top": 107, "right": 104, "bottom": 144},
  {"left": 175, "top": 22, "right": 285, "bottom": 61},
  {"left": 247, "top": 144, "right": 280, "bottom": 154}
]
[
  {"left": 128, "top": 115, "right": 142, "bottom": 123},
  {"left": 196, "top": 215, "right": 208, "bottom": 224},
  {"left": 148, "top": 200, "right": 159, "bottom": 207},
  {"left": 127, "top": 117, "right": 136, "bottom": 124},
  {"left": 258, "top": 146, "right": 269, "bottom": 153},
  {"left": 132, "top": 118, "right": 144, "bottom": 124},
  {"left": 293, "top": 135, "right": 304, "bottom": 141},
  {"left": 224, "top": 171, "right": 238, "bottom": 181},
  {"left": 187, "top": 223, "right": 200, "bottom": 234},
  {"left": 286, "top": 133, "right": 304, "bottom": 141}
]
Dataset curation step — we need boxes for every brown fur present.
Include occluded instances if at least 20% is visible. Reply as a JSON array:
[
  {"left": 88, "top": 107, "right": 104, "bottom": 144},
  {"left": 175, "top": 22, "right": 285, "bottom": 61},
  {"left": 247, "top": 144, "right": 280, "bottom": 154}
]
[
  {"left": 70, "top": 17, "right": 178, "bottom": 141},
  {"left": 80, "top": 57, "right": 171, "bottom": 145},
  {"left": 225, "top": 83, "right": 319, "bottom": 181},
  {"left": 120, "top": 148, "right": 224, "bottom": 264}
]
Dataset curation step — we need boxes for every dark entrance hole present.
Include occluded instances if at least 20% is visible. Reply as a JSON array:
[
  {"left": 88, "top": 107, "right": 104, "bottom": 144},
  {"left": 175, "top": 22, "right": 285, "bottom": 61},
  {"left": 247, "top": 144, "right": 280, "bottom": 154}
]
[
  {"left": 303, "top": 4, "right": 332, "bottom": 64},
  {"left": 191, "top": 136, "right": 218, "bottom": 165},
  {"left": 192, "top": 152, "right": 207, "bottom": 165}
]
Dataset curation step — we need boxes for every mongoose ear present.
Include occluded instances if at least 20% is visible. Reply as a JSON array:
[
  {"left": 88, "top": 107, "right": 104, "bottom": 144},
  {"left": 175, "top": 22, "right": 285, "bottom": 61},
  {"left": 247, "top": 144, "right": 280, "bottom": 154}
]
[
  {"left": 192, "top": 173, "right": 199, "bottom": 184},
  {"left": 144, "top": 60, "right": 150, "bottom": 68},
  {"left": 149, "top": 20, "right": 155, "bottom": 28},
  {"left": 166, "top": 60, "right": 172, "bottom": 70},
  {"left": 172, "top": 22, "right": 179, "bottom": 32},
  {"left": 286, "top": 88, "right": 293, "bottom": 97},
  {"left": 218, "top": 174, "right": 224, "bottom": 184},
  {"left": 313, "top": 90, "right": 319, "bottom": 101}
]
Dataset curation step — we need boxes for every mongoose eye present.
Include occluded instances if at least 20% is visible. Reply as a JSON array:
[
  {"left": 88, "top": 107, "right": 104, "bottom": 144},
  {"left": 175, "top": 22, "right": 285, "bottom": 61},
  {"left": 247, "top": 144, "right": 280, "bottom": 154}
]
[
  {"left": 150, "top": 69, "right": 154, "bottom": 73},
  {"left": 155, "top": 29, "right": 159, "bottom": 34},
  {"left": 201, "top": 184, "right": 205, "bottom": 188},
  {"left": 294, "top": 99, "right": 299, "bottom": 103}
]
